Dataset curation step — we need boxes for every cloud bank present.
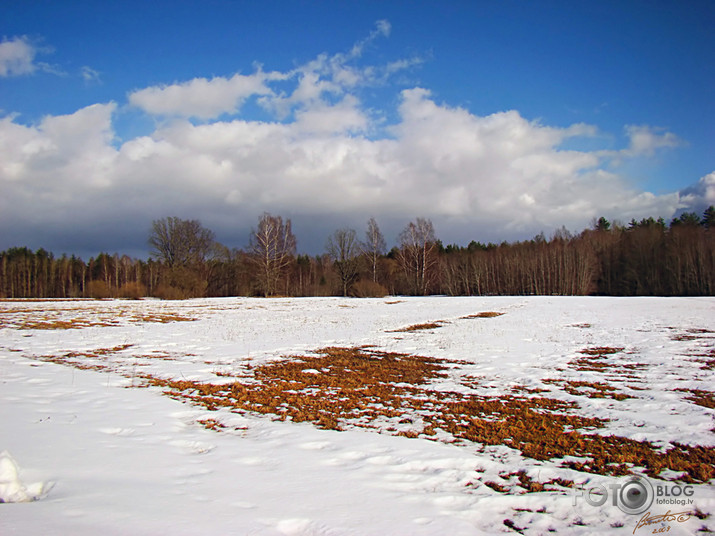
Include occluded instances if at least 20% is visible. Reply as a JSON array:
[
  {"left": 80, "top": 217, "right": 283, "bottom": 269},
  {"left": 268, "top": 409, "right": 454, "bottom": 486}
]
[{"left": 0, "top": 24, "right": 708, "bottom": 256}]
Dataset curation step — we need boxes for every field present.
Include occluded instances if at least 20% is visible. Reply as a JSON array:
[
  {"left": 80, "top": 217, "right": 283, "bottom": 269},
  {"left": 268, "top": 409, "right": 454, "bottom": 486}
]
[{"left": 1, "top": 296, "right": 713, "bottom": 535}]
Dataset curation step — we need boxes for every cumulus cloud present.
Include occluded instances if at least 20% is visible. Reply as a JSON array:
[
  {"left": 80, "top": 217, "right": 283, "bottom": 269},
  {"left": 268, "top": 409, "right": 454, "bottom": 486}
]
[
  {"left": 623, "top": 124, "right": 681, "bottom": 156},
  {"left": 0, "top": 103, "right": 117, "bottom": 217},
  {"left": 0, "top": 36, "right": 62, "bottom": 77},
  {"left": 679, "top": 171, "right": 715, "bottom": 210},
  {"left": 130, "top": 20, "right": 416, "bottom": 123},
  {"left": 0, "top": 36, "right": 38, "bottom": 77},
  {"left": 0, "top": 23, "right": 701, "bottom": 255},
  {"left": 128, "top": 70, "right": 280, "bottom": 119},
  {"left": 0, "top": 87, "right": 693, "bottom": 254}
]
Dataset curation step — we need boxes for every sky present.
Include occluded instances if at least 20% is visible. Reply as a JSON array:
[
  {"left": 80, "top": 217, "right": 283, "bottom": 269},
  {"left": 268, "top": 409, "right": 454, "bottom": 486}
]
[{"left": 1, "top": 0, "right": 713, "bottom": 259}]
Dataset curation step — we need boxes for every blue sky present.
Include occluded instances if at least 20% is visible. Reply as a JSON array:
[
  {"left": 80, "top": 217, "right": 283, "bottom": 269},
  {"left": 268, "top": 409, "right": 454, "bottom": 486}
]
[{"left": 1, "top": 0, "right": 713, "bottom": 258}]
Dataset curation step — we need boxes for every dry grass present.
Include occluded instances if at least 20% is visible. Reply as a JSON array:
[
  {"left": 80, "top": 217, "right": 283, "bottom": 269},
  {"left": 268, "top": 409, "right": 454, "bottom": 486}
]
[
  {"left": 568, "top": 346, "right": 647, "bottom": 375},
  {"left": 543, "top": 379, "right": 633, "bottom": 400},
  {"left": 128, "top": 313, "right": 196, "bottom": 324},
  {"left": 388, "top": 322, "right": 444, "bottom": 332},
  {"left": 482, "top": 471, "right": 575, "bottom": 494},
  {"left": 678, "top": 389, "right": 715, "bottom": 409},
  {"left": 18, "top": 319, "right": 118, "bottom": 330},
  {"left": 140, "top": 346, "right": 715, "bottom": 483},
  {"left": 0, "top": 308, "right": 196, "bottom": 330},
  {"left": 578, "top": 347, "right": 625, "bottom": 356},
  {"left": 682, "top": 347, "right": 715, "bottom": 370},
  {"left": 510, "top": 385, "right": 550, "bottom": 394},
  {"left": 671, "top": 328, "right": 715, "bottom": 342},
  {"left": 503, "top": 518, "right": 527, "bottom": 534},
  {"left": 461, "top": 312, "right": 504, "bottom": 319},
  {"left": 197, "top": 418, "right": 226, "bottom": 431},
  {"left": 484, "top": 481, "right": 510, "bottom": 493},
  {"left": 34, "top": 344, "right": 134, "bottom": 371}
]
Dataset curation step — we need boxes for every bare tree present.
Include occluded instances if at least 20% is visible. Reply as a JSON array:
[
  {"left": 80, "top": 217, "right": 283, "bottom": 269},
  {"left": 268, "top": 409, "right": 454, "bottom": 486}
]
[
  {"left": 326, "top": 227, "right": 361, "bottom": 296},
  {"left": 249, "top": 212, "right": 296, "bottom": 296},
  {"left": 363, "top": 217, "right": 386, "bottom": 283},
  {"left": 397, "top": 218, "right": 438, "bottom": 295},
  {"left": 149, "top": 217, "right": 215, "bottom": 268}
]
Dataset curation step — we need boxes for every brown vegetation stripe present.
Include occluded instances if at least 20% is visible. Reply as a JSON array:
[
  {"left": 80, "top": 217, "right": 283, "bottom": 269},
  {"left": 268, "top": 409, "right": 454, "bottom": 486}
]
[
  {"left": 141, "top": 346, "right": 714, "bottom": 483},
  {"left": 388, "top": 322, "right": 443, "bottom": 332},
  {"left": 0, "top": 311, "right": 196, "bottom": 330}
]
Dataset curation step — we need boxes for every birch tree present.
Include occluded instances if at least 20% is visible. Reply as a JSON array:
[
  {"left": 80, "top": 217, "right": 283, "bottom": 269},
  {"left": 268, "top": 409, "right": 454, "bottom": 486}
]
[
  {"left": 363, "top": 217, "right": 386, "bottom": 283},
  {"left": 397, "top": 217, "right": 438, "bottom": 295},
  {"left": 249, "top": 212, "right": 296, "bottom": 296},
  {"left": 326, "top": 227, "right": 361, "bottom": 296}
]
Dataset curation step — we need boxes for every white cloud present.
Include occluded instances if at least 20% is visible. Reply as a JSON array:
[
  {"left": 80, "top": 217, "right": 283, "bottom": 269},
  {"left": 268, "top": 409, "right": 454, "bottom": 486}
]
[
  {"left": 623, "top": 124, "right": 681, "bottom": 156},
  {"left": 0, "top": 85, "right": 692, "bottom": 254},
  {"left": 0, "top": 103, "right": 118, "bottom": 222},
  {"left": 81, "top": 66, "right": 101, "bottom": 84},
  {"left": 294, "top": 95, "right": 368, "bottom": 134},
  {"left": 0, "top": 24, "right": 701, "bottom": 253},
  {"left": 0, "top": 36, "right": 37, "bottom": 77},
  {"left": 128, "top": 70, "right": 279, "bottom": 119},
  {"left": 348, "top": 19, "right": 391, "bottom": 58},
  {"left": 0, "top": 36, "right": 62, "bottom": 77},
  {"left": 679, "top": 171, "right": 715, "bottom": 208},
  {"left": 699, "top": 172, "right": 715, "bottom": 205},
  {"left": 131, "top": 22, "right": 419, "bottom": 122}
]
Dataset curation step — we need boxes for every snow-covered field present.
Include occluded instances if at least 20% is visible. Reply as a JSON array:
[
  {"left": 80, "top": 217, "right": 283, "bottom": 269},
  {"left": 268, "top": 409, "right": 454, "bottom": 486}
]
[{"left": 1, "top": 296, "right": 713, "bottom": 535}]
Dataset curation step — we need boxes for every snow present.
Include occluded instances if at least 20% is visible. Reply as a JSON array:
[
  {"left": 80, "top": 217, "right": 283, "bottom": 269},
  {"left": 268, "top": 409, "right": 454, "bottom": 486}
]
[
  {"left": 0, "top": 296, "right": 713, "bottom": 534},
  {"left": 0, "top": 450, "right": 52, "bottom": 503}
]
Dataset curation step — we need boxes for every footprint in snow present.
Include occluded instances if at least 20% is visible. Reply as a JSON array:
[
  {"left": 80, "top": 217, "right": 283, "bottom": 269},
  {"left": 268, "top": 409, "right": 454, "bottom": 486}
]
[
  {"left": 236, "top": 456, "right": 277, "bottom": 468},
  {"left": 98, "top": 427, "right": 135, "bottom": 436},
  {"left": 297, "top": 441, "right": 335, "bottom": 451},
  {"left": 169, "top": 440, "right": 215, "bottom": 455},
  {"left": 276, "top": 518, "right": 333, "bottom": 536}
]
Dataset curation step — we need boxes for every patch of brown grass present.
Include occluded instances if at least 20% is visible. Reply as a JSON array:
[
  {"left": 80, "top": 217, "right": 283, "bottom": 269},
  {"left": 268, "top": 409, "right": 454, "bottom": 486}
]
[
  {"left": 485, "top": 481, "right": 510, "bottom": 493},
  {"left": 0, "top": 308, "right": 196, "bottom": 330},
  {"left": 677, "top": 389, "right": 715, "bottom": 409},
  {"left": 682, "top": 347, "right": 715, "bottom": 370},
  {"left": 568, "top": 346, "right": 646, "bottom": 375},
  {"left": 510, "top": 385, "right": 550, "bottom": 394},
  {"left": 198, "top": 418, "right": 226, "bottom": 431},
  {"left": 461, "top": 312, "right": 504, "bottom": 319},
  {"left": 672, "top": 328, "right": 715, "bottom": 342},
  {"left": 34, "top": 344, "right": 134, "bottom": 371},
  {"left": 140, "top": 346, "right": 715, "bottom": 483},
  {"left": 17, "top": 318, "right": 118, "bottom": 330},
  {"left": 388, "top": 322, "right": 443, "bottom": 332},
  {"left": 503, "top": 518, "right": 526, "bottom": 533},
  {"left": 129, "top": 313, "right": 197, "bottom": 323},
  {"left": 579, "top": 347, "right": 625, "bottom": 356},
  {"left": 506, "top": 470, "right": 574, "bottom": 493},
  {"left": 543, "top": 379, "right": 633, "bottom": 400},
  {"left": 64, "top": 344, "right": 134, "bottom": 357}
]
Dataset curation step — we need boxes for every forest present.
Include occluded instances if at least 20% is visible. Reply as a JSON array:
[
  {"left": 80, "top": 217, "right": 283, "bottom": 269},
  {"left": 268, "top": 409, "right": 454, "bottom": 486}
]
[{"left": 1, "top": 207, "right": 714, "bottom": 299}]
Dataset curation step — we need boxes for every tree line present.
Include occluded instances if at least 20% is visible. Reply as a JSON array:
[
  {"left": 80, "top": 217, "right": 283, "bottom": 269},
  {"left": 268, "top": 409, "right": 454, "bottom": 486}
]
[{"left": 1, "top": 208, "right": 713, "bottom": 299}]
